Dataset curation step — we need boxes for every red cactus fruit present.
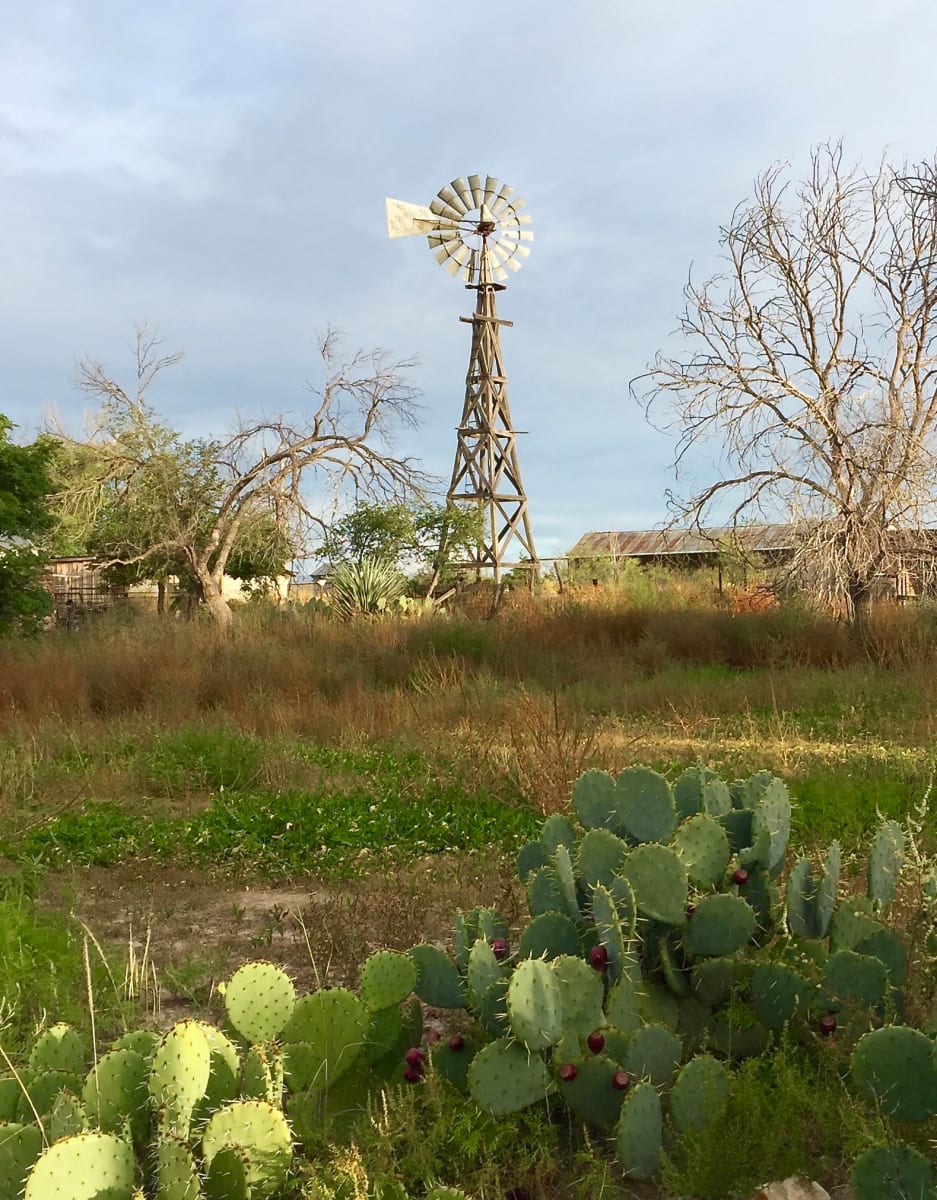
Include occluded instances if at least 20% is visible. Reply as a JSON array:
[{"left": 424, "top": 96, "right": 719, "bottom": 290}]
[
  {"left": 589, "top": 944, "right": 609, "bottom": 970},
  {"left": 732, "top": 867, "right": 749, "bottom": 886},
  {"left": 448, "top": 1034, "right": 465, "bottom": 1051},
  {"left": 403, "top": 1065, "right": 423, "bottom": 1083},
  {"left": 587, "top": 1031, "right": 606, "bottom": 1054},
  {"left": 685, "top": 903, "right": 697, "bottom": 918},
  {"left": 425, "top": 1029, "right": 442, "bottom": 1044},
  {"left": 558, "top": 1062, "right": 578, "bottom": 1082},
  {"left": 819, "top": 1013, "right": 837, "bottom": 1036},
  {"left": 612, "top": 1070, "right": 632, "bottom": 1091},
  {"left": 405, "top": 1047, "right": 426, "bottom": 1068},
  {"left": 491, "top": 937, "right": 509, "bottom": 961}
]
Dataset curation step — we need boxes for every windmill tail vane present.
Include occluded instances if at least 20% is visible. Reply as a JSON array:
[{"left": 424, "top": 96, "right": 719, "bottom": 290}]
[{"left": 386, "top": 174, "right": 538, "bottom": 588}]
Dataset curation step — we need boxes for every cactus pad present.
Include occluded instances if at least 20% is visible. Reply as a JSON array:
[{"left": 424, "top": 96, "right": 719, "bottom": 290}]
[
  {"left": 816, "top": 841, "right": 841, "bottom": 937},
  {"left": 202, "top": 1099, "right": 293, "bottom": 1191},
  {"left": 223, "top": 961, "right": 295, "bottom": 1045},
  {"left": 720, "top": 807, "right": 754, "bottom": 854},
  {"left": 526, "top": 866, "right": 565, "bottom": 916},
  {"left": 556, "top": 1053, "right": 627, "bottom": 1127},
  {"left": 670, "top": 1055, "right": 729, "bottom": 1133},
  {"left": 552, "top": 954, "right": 605, "bottom": 1039},
  {"left": 868, "top": 820, "right": 905, "bottom": 909},
  {"left": 467, "top": 1038, "right": 552, "bottom": 1115},
  {"left": 553, "top": 845, "right": 581, "bottom": 920},
  {"left": 48, "top": 1092, "right": 88, "bottom": 1143},
  {"left": 621, "top": 1022, "right": 681, "bottom": 1088},
  {"left": 359, "top": 950, "right": 418, "bottom": 1012},
  {"left": 28, "top": 1024, "right": 85, "bottom": 1076},
  {"left": 620, "top": 843, "right": 688, "bottom": 925},
  {"left": 204, "top": 1144, "right": 250, "bottom": 1200},
  {"left": 615, "top": 766, "right": 676, "bottom": 843},
  {"left": 518, "top": 911, "right": 580, "bottom": 961},
  {"left": 749, "top": 776, "right": 791, "bottom": 873},
  {"left": 616, "top": 1081, "right": 662, "bottom": 1179},
  {"left": 506, "top": 958, "right": 565, "bottom": 1052},
  {"left": 591, "top": 883, "right": 628, "bottom": 984},
  {"left": 752, "top": 962, "right": 812, "bottom": 1029},
  {"left": 850, "top": 1025, "right": 937, "bottom": 1121},
  {"left": 577, "top": 827, "right": 629, "bottom": 888},
  {"left": 516, "top": 840, "right": 545, "bottom": 882},
  {"left": 604, "top": 976, "right": 643, "bottom": 1035},
  {"left": 409, "top": 944, "right": 467, "bottom": 1008},
  {"left": 155, "top": 1134, "right": 200, "bottom": 1200},
  {"left": 82, "top": 1048, "right": 149, "bottom": 1141},
  {"left": 431, "top": 1032, "right": 481, "bottom": 1093},
  {"left": 672, "top": 813, "right": 731, "bottom": 887},
  {"left": 149, "top": 1020, "right": 211, "bottom": 1137},
  {"left": 467, "top": 938, "right": 506, "bottom": 1008},
  {"left": 850, "top": 1142, "right": 935, "bottom": 1200},
  {"left": 0, "top": 1123, "right": 43, "bottom": 1200},
  {"left": 685, "top": 893, "right": 756, "bottom": 957},
  {"left": 24, "top": 1131, "right": 135, "bottom": 1200},
  {"left": 15, "top": 1069, "right": 83, "bottom": 1123},
  {"left": 540, "top": 813, "right": 577, "bottom": 856},
  {"left": 824, "top": 950, "right": 889, "bottom": 1012},
  {"left": 282, "top": 988, "right": 369, "bottom": 1091},
  {"left": 113, "top": 1030, "right": 159, "bottom": 1060},
  {"left": 573, "top": 768, "right": 618, "bottom": 828}
]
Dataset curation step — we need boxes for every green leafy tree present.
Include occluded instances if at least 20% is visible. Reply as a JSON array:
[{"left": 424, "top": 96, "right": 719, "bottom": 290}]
[
  {"left": 320, "top": 499, "right": 484, "bottom": 593},
  {"left": 0, "top": 416, "right": 57, "bottom": 634}
]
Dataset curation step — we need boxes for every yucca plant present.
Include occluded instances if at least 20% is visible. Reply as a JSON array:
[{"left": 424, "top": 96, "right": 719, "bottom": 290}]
[{"left": 329, "top": 556, "right": 408, "bottom": 620}]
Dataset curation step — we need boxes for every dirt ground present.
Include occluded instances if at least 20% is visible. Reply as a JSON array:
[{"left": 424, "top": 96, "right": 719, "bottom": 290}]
[{"left": 40, "top": 853, "right": 526, "bottom": 1024}]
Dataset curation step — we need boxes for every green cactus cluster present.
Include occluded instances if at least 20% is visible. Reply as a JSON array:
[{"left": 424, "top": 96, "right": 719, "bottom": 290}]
[{"left": 4, "top": 762, "right": 934, "bottom": 1199}]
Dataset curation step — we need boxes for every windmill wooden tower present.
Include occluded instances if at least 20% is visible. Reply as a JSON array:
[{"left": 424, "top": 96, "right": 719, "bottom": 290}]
[{"left": 386, "top": 174, "right": 538, "bottom": 587}]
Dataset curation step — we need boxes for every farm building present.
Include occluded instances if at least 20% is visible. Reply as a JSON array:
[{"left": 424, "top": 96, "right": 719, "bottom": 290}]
[{"left": 567, "top": 524, "right": 927, "bottom": 602}]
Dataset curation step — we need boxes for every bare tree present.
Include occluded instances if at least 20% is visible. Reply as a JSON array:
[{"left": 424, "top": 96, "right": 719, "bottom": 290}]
[
  {"left": 635, "top": 144, "right": 937, "bottom": 622},
  {"left": 55, "top": 327, "right": 430, "bottom": 627}
]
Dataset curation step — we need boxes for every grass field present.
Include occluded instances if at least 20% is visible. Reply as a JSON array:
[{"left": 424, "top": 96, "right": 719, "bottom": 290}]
[{"left": 2, "top": 587, "right": 937, "bottom": 1197}]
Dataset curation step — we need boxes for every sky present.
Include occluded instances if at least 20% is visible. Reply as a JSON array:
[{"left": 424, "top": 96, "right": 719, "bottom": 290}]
[{"left": 4, "top": 1, "right": 937, "bottom": 561}]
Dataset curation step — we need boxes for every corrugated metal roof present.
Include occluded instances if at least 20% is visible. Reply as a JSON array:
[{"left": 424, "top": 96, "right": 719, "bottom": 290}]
[{"left": 567, "top": 524, "right": 795, "bottom": 559}]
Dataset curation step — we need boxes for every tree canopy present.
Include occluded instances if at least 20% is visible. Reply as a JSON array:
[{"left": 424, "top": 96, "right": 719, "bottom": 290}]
[
  {"left": 53, "top": 328, "right": 429, "bottom": 626},
  {"left": 638, "top": 144, "right": 937, "bottom": 619},
  {"left": 0, "top": 416, "right": 57, "bottom": 634}
]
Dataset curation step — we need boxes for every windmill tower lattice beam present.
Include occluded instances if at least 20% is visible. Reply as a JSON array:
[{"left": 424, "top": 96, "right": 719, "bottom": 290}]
[{"left": 386, "top": 174, "right": 538, "bottom": 588}]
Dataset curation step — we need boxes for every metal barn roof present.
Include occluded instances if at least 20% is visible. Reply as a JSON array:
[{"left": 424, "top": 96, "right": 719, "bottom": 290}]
[{"left": 567, "top": 524, "right": 795, "bottom": 559}]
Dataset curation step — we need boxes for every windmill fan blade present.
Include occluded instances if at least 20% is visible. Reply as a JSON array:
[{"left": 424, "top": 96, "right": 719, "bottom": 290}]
[
  {"left": 437, "top": 185, "right": 468, "bottom": 216},
  {"left": 468, "top": 174, "right": 484, "bottom": 208},
  {"left": 432, "top": 235, "right": 465, "bottom": 265},
  {"left": 450, "top": 177, "right": 474, "bottom": 211},
  {"left": 445, "top": 244, "right": 472, "bottom": 276},
  {"left": 467, "top": 248, "right": 479, "bottom": 284},
  {"left": 484, "top": 175, "right": 501, "bottom": 207},
  {"left": 491, "top": 183, "right": 516, "bottom": 211},
  {"left": 430, "top": 195, "right": 465, "bottom": 222}
]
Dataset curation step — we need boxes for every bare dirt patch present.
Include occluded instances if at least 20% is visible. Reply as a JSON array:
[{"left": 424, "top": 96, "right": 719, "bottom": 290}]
[{"left": 40, "top": 853, "right": 525, "bottom": 1022}]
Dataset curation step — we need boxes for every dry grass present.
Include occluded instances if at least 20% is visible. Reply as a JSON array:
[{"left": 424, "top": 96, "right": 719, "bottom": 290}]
[{"left": 2, "top": 592, "right": 937, "bottom": 826}]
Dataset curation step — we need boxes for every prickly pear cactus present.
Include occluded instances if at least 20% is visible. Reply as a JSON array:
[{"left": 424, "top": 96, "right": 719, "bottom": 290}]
[
  {"left": 669, "top": 1054, "right": 729, "bottom": 1134},
  {"left": 467, "top": 1038, "right": 552, "bottom": 1116},
  {"left": 851, "top": 1142, "right": 936, "bottom": 1200},
  {"left": 359, "top": 950, "right": 418, "bottom": 1012},
  {"left": 867, "top": 819, "right": 905, "bottom": 909},
  {"left": 24, "top": 1131, "right": 135, "bottom": 1199},
  {"left": 506, "top": 958, "right": 564, "bottom": 1052},
  {"left": 28, "top": 1023, "right": 85, "bottom": 1076},
  {"left": 616, "top": 1080, "right": 662, "bottom": 1179},
  {"left": 850, "top": 1025, "right": 937, "bottom": 1121},
  {"left": 149, "top": 1020, "right": 212, "bottom": 1137},
  {"left": 0, "top": 1123, "right": 43, "bottom": 1200},
  {"left": 202, "top": 1099, "right": 293, "bottom": 1193},
  {"left": 223, "top": 961, "right": 296, "bottom": 1045}
]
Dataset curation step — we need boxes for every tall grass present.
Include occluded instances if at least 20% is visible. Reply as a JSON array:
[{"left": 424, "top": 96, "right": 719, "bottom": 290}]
[{"left": 2, "top": 593, "right": 937, "bottom": 847}]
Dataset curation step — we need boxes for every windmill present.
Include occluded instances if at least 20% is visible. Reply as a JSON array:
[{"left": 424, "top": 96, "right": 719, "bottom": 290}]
[{"left": 386, "top": 174, "right": 538, "bottom": 590}]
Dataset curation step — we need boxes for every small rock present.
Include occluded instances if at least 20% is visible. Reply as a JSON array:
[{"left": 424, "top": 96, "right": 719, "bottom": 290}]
[{"left": 753, "top": 1180, "right": 831, "bottom": 1200}]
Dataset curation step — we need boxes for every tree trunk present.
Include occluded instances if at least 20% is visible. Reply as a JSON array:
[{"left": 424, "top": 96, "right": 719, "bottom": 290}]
[
  {"left": 198, "top": 572, "right": 233, "bottom": 629},
  {"left": 847, "top": 574, "right": 874, "bottom": 632},
  {"left": 156, "top": 578, "right": 167, "bottom": 616}
]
